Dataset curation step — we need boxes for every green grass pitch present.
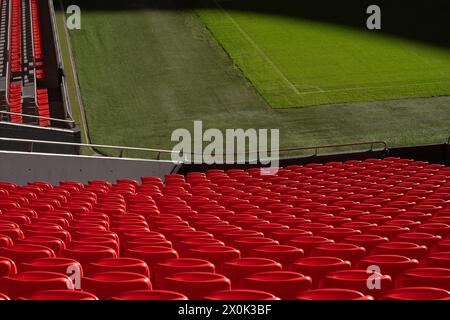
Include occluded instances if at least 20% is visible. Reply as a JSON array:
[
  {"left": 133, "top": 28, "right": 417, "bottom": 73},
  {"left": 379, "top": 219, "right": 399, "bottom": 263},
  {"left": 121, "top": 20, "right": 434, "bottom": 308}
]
[
  {"left": 197, "top": 8, "right": 450, "bottom": 108},
  {"left": 62, "top": 0, "right": 450, "bottom": 156}
]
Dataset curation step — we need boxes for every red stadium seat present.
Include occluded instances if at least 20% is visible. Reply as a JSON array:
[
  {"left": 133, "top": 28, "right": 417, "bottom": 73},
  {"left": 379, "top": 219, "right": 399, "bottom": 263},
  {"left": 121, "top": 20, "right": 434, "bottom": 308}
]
[
  {"left": 153, "top": 258, "right": 215, "bottom": 288},
  {"left": 63, "top": 245, "right": 117, "bottom": 269},
  {"left": 20, "top": 290, "right": 98, "bottom": 300},
  {"left": 83, "top": 271, "right": 152, "bottom": 299},
  {"left": 357, "top": 255, "right": 419, "bottom": 279},
  {"left": 19, "top": 257, "right": 82, "bottom": 277},
  {"left": 125, "top": 245, "right": 179, "bottom": 270},
  {"left": 397, "top": 268, "right": 450, "bottom": 290},
  {"left": 381, "top": 287, "right": 450, "bottom": 300},
  {"left": 0, "top": 271, "right": 73, "bottom": 299},
  {"left": 296, "top": 288, "right": 374, "bottom": 300},
  {"left": 289, "top": 256, "right": 352, "bottom": 288},
  {"left": 0, "top": 244, "right": 55, "bottom": 265},
  {"left": 111, "top": 290, "right": 187, "bottom": 300},
  {"left": 322, "top": 269, "right": 393, "bottom": 297},
  {"left": 86, "top": 257, "right": 150, "bottom": 277},
  {"left": 0, "top": 256, "right": 17, "bottom": 277},
  {"left": 250, "top": 245, "right": 304, "bottom": 269},
  {"left": 242, "top": 271, "right": 312, "bottom": 299},
  {"left": 204, "top": 289, "right": 279, "bottom": 300},
  {"left": 222, "top": 257, "right": 282, "bottom": 288},
  {"left": 373, "top": 242, "right": 428, "bottom": 261},
  {"left": 160, "top": 272, "right": 231, "bottom": 299},
  {"left": 311, "top": 243, "right": 366, "bottom": 264}
]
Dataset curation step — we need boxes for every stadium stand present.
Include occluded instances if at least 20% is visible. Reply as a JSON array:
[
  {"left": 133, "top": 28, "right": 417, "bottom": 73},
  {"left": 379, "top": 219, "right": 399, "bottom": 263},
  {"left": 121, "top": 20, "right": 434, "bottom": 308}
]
[
  {"left": 0, "top": 0, "right": 62, "bottom": 128},
  {"left": 1, "top": 157, "right": 450, "bottom": 300}
]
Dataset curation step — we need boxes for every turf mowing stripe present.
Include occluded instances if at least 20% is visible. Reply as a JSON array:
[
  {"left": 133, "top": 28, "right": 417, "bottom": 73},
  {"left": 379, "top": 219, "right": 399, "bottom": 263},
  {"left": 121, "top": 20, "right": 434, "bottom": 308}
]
[
  {"left": 198, "top": 8, "right": 450, "bottom": 108},
  {"left": 212, "top": 0, "right": 301, "bottom": 96},
  {"left": 298, "top": 80, "right": 450, "bottom": 95}
]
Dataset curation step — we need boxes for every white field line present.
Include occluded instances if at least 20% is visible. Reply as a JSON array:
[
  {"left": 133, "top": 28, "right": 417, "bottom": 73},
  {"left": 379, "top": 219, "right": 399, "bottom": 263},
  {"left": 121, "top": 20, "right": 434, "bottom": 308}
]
[
  {"left": 212, "top": 0, "right": 301, "bottom": 95},
  {"left": 296, "top": 79, "right": 450, "bottom": 95}
]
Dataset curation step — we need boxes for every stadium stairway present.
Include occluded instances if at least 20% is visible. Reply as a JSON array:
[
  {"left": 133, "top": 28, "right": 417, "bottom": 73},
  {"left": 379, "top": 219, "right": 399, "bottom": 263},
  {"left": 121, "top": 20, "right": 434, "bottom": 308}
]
[
  {"left": 0, "top": 157, "right": 450, "bottom": 300},
  {"left": 0, "top": 0, "right": 51, "bottom": 127}
]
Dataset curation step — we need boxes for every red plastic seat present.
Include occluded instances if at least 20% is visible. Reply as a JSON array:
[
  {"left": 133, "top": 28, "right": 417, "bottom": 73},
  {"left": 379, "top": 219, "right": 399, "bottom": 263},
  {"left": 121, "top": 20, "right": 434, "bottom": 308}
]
[
  {"left": 20, "top": 290, "right": 98, "bottom": 300},
  {"left": 203, "top": 225, "right": 242, "bottom": 238},
  {"left": 268, "top": 228, "right": 311, "bottom": 243},
  {"left": 153, "top": 258, "right": 215, "bottom": 288},
  {"left": 125, "top": 245, "right": 179, "bottom": 270},
  {"left": 250, "top": 245, "right": 304, "bottom": 269},
  {"left": 0, "top": 223, "right": 24, "bottom": 241},
  {"left": 342, "top": 234, "right": 389, "bottom": 253},
  {"left": 397, "top": 268, "right": 450, "bottom": 290},
  {"left": 124, "top": 238, "right": 172, "bottom": 251},
  {"left": 86, "top": 257, "right": 150, "bottom": 277},
  {"left": 357, "top": 214, "right": 392, "bottom": 224},
  {"left": 296, "top": 288, "right": 374, "bottom": 300},
  {"left": 289, "top": 256, "right": 352, "bottom": 288},
  {"left": 17, "top": 236, "right": 66, "bottom": 256},
  {"left": 397, "top": 212, "right": 432, "bottom": 222},
  {"left": 0, "top": 256, "right": 17, "bottom": 277},
  {"left": 111, "top": 290, "right": 187, "bottom": 300},
  {"left": 367, "top": 225, "right": 410, "bottom": 238},
  {"left": 424, "top": 252, "right": 450, "bottom": 269},
  {"left": 222, "top": 257, "right": 282, "bottom": 289},
  {"left": 381, "top": 287, "right": 450, "bottom": 300},
  {"left": 27, "top": 229, "right": 71, "bottom": 243},
  {"left": 83, "top": 271, "right": 152, "bottom": 299},
  {"left": 177, "top": 237, "right": 225, "bottom": 253},
  {"left": 160, "top": 272, "right": 231, "bottom": 299},
  {"left": 186, "top": 245, "right": 240, "bottom": 270},
  {"left": 0, "top": 293, "right": 10, "bottom": 300},
  {"left": 0, "top": 271, "right": 73, "bottom": 299},
  {"left": 395, "top": 232, "right": 442, "bottom": 248},
  {"left": 312, "top": 243, "right": 366, "bottom": 264},
  {"left": 204, "top": 289, "right": 279, "bottom": 300},
  {"left": 295, "top": 222, "right": 333, "bottom": 234},
  {"left": 436, "top": 240, "right": 450, "bottom": 252},
  {"left": 341, "top": 221, "right": 378, "bottom": 233},
  {"left": 416, "top": 223, "right": 450, "bottom": 237},
  {"left": 232, "top": 237, "right": 279, "bottom": 256},
  {"left": 242, "top": 271, "right": 312, "bottom": 299},
  {"left": 63, "top": 245, "right": 117, "bottom": 269},
  {"left": 322, "top": 269, "right": 392, "bottom": 296},
  {"left": 373, "top": 242, "right": 428, "bottom": 260},
  {"left": 0, "top": 244, "right": 55, "bottom": 265},
  {"left": 169, "top": 231, "right": 214, "bottom": 243},
  {"left": 318, "top": 228, "right": 361, "bottom": 242},
  {"left": 20, "top": 257, "right": 82, "bottom": 277},
  {"left": 288, "top": 236, "right": 334, "bottom": 256},
  {"left": 357, "top": 255, "right": 419, "bottom": 279},
  {"left": 0, "top": 234, "right": 14, "bottom": 248}
]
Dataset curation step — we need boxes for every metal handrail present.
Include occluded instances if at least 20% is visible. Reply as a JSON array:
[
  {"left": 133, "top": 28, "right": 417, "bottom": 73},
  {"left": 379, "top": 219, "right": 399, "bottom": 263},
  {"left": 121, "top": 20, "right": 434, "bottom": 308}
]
[
  {"left": 0, "top": 137, "right": 181, "bottom": 156},
  {"left": 0, "top": 110, "right": 75, "bottom": 123},
  {"left": 0, "top": 137, "right": 388, "bottom": 160},
  {"left": 277, "top": 141, "right": 388, "bottom": 157},
  {"left": 195, "top": 141, "right": 388, "bottom": 156}
]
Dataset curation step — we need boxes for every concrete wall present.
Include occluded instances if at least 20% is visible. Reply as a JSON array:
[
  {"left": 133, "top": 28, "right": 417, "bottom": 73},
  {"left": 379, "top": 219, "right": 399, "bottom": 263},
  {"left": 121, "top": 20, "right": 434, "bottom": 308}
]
[
  {"left": 0, "top": 151, "right": 180, "bottom": 185},
  {"left": 0, "top": 123, "right": 81, "bottom": 154}
]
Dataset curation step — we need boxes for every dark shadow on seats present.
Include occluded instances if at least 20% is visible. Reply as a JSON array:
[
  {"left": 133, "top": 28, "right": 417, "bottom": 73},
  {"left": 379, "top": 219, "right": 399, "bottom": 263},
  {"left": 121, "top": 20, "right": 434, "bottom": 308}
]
[{"left": 61, "top": 0, "right": 450, "bottom": 50}]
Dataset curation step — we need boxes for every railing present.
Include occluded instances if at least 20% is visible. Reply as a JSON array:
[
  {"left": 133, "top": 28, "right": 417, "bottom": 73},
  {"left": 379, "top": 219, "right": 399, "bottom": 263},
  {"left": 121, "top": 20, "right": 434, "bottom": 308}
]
[
  {"left": 0, "top": 137, "right": 388, "bottom": 163},
  {"left": 276, "top": 141, "right": 388, "bottom": 157},
  {"left": 196, "top": 140, "right": 388, "bottom": 159},
  {"left": 0, "top": 137, "right": 181, "bottom": 161},
  {"left": 0, "top": 110, "right": 75, "bottom": 124}
]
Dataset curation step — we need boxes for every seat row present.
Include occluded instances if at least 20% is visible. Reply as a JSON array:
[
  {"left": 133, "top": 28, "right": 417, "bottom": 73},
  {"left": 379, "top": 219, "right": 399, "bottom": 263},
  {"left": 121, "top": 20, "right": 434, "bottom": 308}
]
[{"left": 0, "top": 157, "right": 450, "bottom": 299}]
